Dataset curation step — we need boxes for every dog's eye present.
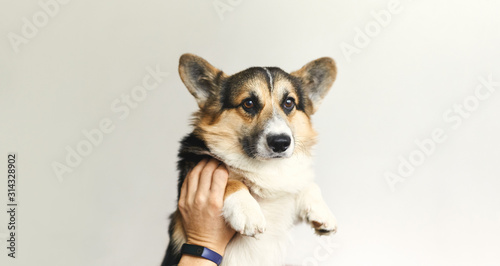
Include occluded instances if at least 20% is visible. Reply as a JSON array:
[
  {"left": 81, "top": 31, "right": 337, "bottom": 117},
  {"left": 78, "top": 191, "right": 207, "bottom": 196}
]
[
  {"left": 283, "top": 98, "right": 295, "bottom": 111},
  {"left": 242, "top": 99, "right": 255, "bottom": 110}
]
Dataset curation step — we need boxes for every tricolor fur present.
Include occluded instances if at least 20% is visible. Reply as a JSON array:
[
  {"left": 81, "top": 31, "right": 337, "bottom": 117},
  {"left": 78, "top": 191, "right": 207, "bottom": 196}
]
[{"left": 161, "top": 54, "right": 338, "bottom": 266}]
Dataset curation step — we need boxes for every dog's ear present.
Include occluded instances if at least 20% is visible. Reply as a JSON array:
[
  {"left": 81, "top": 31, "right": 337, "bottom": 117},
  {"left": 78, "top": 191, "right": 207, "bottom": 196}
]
[
  {"left": 291, "top": 57, "right": 337, "bottom": 114},
  {"left": 179, "top": 54, "right": 226, "bottom": 109}
]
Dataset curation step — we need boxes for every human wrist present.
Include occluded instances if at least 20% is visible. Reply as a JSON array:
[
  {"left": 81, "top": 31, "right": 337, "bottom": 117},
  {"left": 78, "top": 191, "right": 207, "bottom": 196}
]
[
  {"left": 185, "top": 239, "right": 226, "bottom": 256},
  {"left": 179, "top": 254, "right": 217, "bottom": 266}
]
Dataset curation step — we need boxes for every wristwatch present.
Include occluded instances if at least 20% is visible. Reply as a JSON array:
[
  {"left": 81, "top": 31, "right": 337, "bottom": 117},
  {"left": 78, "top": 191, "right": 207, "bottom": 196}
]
[{"left": 181, "top": 243, "right": 223, "bottom": 265}]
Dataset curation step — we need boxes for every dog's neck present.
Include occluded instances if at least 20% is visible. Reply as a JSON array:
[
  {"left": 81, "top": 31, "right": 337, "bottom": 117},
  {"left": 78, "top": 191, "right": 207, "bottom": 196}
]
[
  {"left": 188, "top": 137, "right": 315, "bottom": 198},
  {"left": 218, "top": 151, "right": 315, "bottom": 198}
]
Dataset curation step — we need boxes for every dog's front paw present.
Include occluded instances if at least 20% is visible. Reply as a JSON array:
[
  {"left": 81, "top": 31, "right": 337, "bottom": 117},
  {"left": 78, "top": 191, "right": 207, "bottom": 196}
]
[
  {"left": 304, "top": 204, "right": 337, "bottom": 235},
  {"left": 222, "top": 190, "right": 266, "bottom": 237}
]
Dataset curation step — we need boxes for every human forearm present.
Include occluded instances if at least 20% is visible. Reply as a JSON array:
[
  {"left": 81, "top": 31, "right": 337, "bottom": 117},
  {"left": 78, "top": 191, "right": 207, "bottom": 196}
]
[{"left": 178, "top": 254, "right": 217, "bottom": 266}]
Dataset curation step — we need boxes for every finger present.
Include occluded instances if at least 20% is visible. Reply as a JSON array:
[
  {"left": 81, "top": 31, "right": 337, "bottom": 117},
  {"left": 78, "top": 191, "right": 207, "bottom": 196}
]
[
  {"left": 197, "top": 158, "right": 221, "bottom": 196},
  {"left": 179, "top": 171, "right": 189, "bottom": 209},
  {"left": 210, "top": 163, "right": 229, "bottom": 199},
  {"left": 181, "top": 167, "right": 192, "bottom": 194},
  {"left": 187, "top": 158, "right": 209, "bottom": 203}
]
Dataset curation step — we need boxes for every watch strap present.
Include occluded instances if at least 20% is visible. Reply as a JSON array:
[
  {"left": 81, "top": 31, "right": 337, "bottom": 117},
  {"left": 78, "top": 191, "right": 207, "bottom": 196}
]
[{"left": 181, "top": 243, "right": 223, "bottom": 265}]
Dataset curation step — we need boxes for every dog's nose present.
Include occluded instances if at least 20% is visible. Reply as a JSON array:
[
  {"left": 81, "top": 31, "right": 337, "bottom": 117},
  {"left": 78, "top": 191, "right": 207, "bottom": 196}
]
[{"left": 267, "top": 134, "right": 291, "bottom": 153}]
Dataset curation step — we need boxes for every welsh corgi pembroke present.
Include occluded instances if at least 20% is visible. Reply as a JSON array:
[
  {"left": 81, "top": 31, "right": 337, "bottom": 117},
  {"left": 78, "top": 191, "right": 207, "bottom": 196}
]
[{"left": 161, "top": 54, "right": 338, "bottom": 266}]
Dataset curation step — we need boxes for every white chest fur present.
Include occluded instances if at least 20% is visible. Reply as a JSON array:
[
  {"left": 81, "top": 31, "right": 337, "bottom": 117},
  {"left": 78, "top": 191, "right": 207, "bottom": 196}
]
[
  {"left": 221, "top": 193, "right": 301, "bottom": 266},
  {"left": 227, "top": 153, "right": 315, "bottom": 198},
  {"left": 219, "top": 154, "right": 316, "bottom": 266}
]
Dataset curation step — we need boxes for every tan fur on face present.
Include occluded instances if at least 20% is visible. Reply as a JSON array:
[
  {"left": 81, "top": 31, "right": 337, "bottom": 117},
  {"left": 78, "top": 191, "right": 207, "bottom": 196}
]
[
  {"left": 194, "top": 71, "right": 318, "bottom": 160},
  {"left": 289, "top": 111, "right": 317, "bottom": 156},
  {"left": 233, "top": 78, "right": 269, "bottom": 108},
  {"left": 195, "top": 75, "right": 272, "bottom": 157}
]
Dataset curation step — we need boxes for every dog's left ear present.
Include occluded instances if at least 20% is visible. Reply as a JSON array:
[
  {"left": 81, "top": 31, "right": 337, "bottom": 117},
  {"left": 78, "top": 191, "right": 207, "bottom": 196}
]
[
  {"left": 179, "top": 53, "right": 226, "bottom": 109},
  {"left": 291, "top": 57, "right": 337, "bottom": 114}
]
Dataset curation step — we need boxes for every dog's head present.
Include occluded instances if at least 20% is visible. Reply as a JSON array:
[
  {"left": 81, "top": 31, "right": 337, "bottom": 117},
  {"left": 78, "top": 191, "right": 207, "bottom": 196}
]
[{"left": 179, "top": 54, "right": 336, "bottom": 162}]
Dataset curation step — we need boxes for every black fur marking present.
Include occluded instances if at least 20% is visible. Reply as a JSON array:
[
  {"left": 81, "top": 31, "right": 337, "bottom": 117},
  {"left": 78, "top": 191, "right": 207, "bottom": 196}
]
[
  {"left": 240, "top": 126, "right": 264, "bottom": 158},
  {"left": 175, "top": 132, "right": 212, "bottom": 197},
  {"left": 161, "top": 132, "right": 211, "bottom": 266},
  {"left": 281, "top": 92, "right": 296, "bottom": 115},
  {"left": 317, "top": 229, "right": 331, "bottom": 235},
  {"left": 220, "top": 67, "right": 268, "bottom": 109},
  {"left": 220, "top": 67, "right": 308, "bottom": 114},
  {"left": 241, "top": 135, "right": 256, "bottom": 158},
  {"left": 267, "top": 68, "right": 307, "bottom": 113},
  {"left": 288, "top": 74, "right": 307, "bottom": 113}
]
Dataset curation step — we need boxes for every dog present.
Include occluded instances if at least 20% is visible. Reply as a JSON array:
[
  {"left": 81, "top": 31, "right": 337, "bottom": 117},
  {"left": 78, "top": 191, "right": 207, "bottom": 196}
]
[{"left": 161, "top": 54, "right": 338, "bottom": 266}]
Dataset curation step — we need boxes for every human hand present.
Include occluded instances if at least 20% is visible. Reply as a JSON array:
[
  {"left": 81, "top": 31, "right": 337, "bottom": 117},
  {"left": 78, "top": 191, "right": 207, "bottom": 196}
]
[{"left": 178, "top": 158, "right": 235, "bottom": 256}]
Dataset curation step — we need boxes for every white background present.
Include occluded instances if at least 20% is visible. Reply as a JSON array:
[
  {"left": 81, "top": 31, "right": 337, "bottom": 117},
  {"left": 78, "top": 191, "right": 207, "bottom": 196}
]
[{"left": 1, "top": 0, "right": 500, "bottom": 265}]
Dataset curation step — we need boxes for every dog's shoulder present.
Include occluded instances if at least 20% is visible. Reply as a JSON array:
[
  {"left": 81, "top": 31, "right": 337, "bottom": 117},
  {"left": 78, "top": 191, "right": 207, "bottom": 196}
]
[
  {"left": 175, "top": 132, "right": 211, "bottom": 197},
  {"left": 178, "top": 132, "right": 210, "bottom": 159}
]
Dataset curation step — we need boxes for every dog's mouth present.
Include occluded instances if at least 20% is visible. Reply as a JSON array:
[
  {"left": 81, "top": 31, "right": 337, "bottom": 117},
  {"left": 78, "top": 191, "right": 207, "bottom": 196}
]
[{"left": 255, "top": 153, "right": 292, "bottom": 160}]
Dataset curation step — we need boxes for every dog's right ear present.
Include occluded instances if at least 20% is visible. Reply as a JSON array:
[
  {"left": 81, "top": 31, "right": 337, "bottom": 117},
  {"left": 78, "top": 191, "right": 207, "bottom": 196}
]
[{"left": 179, "top": 54, "right": 225, "bottom": 109}]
